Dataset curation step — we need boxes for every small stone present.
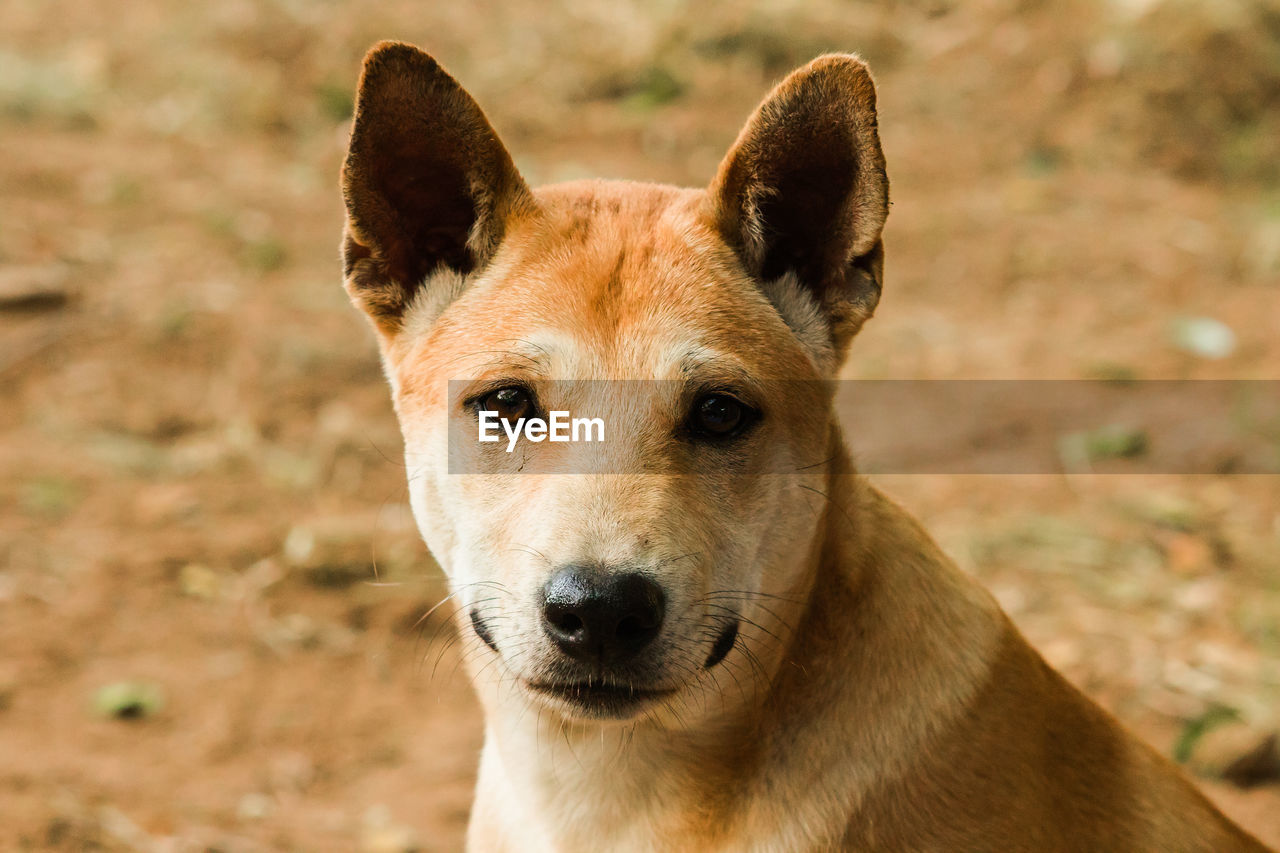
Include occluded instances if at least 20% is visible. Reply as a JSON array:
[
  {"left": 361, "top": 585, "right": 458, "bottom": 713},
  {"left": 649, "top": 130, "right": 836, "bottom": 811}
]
[
  {"left": 236, "top": 792, "right": 274, "bottom": 821},
  {"left": 270, "top": 751, "right": 316, "bottom": 793},
  {"left": 362, "top": 825, "right": 422, "bottom": 853},
  {"left": 1222, "top": 733, "right": 1280, "bottom": 788},
  {"left": 0, "top": 264, "right": 71, "bottom": 311},
  {"left": 92, "top": 681, "right": 165, "bottom": 720},
  {"left": 277, "top": 613, "right": 320, "bottom": 648},
  {"left": 179, "top": 563, "right": 224, "bottom": 599},
  {"left": 1169, "top": 316, "right": 1237, "bottom": 360},
  {"left": 362, "top": 804, "right": 420, "bottom": 853},
  {"left": 283, "top": 525, "right": 317, "bottom": 565},
  {"left": 1086, "top": 38, "right": 1125, "bottom": 78},
  {"left": 1173, "top": 577, "right": 1223, "bottom": 613}
]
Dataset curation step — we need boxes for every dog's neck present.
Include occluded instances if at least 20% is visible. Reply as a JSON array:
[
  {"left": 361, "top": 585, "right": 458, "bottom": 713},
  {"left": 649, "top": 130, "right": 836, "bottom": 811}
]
[{"left": 470, "top": 428, "right": 1007, "bottom": 851}]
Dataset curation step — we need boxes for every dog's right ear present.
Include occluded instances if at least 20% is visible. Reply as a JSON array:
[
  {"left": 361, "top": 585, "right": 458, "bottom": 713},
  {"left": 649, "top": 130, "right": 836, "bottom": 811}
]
[{"left": 341, "top": 42, "right": 534, "bottom": 335}]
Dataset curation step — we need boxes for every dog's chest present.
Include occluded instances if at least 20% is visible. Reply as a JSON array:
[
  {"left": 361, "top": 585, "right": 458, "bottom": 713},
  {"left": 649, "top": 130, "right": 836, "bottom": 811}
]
[
  {"left": 475, "top": 733, "right": 841, "bottom": 853},
  {"left": 488, "top": 747, "right": 698, "bottom": 851}
]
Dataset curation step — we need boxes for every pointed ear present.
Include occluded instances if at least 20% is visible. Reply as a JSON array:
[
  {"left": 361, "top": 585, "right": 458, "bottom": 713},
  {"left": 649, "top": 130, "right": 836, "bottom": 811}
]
[
  {"left": 709, "top": 54, "right": 888, "bottom": 356},
  {"left": 341, "top": 42, "right": 534, "bottom": 334}
]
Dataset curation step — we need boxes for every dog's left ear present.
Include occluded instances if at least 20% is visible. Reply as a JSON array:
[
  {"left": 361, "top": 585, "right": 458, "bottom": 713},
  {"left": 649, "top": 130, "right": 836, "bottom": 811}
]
[
  {"left": 709, "top": 54, "right": 888, "bottom": 356},
  {"left": 341, "top": 42, "right": 534, "bottom": 336}
]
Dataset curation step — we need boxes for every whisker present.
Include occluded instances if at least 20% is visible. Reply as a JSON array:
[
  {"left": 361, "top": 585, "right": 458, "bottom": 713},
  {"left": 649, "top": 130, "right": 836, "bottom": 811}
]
[{"left": 796, "top": 483, "right": 857, "bottom": 533}]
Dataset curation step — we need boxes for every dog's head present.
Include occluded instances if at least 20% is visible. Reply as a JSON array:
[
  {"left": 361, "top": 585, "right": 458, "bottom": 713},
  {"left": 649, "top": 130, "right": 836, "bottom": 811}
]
[{"left": 341, "top": 43, "right": 888, "bottom": 723}]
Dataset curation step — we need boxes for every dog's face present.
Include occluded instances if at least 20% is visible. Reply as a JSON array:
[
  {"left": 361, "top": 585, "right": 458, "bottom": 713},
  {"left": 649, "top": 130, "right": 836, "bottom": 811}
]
[{"left": 341, "top": 44, "right": 887, "bottom": 723}]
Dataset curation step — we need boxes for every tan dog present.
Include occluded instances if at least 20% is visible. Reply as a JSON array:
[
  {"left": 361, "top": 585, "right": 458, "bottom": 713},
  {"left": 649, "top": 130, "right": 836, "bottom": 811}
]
[{"left": 339, "top": 42, "right": 1271, "bottom": 853}]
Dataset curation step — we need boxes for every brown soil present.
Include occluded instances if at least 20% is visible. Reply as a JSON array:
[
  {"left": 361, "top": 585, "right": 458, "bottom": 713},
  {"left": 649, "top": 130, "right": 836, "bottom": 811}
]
[{"left": 2, "top": 0, "right": 1278, "bottom": 850}]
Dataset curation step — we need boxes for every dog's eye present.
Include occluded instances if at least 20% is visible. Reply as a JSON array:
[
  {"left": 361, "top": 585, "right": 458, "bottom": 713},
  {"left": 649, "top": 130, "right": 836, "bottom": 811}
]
[
  {"left": 481, "top": 386, "right": 533, "bottom": 422},
  {"left": 688, "top": 393, "right": 755, "bottom": 439}
]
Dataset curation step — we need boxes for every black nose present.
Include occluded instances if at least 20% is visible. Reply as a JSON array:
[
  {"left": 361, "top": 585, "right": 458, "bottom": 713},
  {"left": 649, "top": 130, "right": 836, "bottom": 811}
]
[{"left": 541, "top": 567, "right": 665, "bottom": 665}]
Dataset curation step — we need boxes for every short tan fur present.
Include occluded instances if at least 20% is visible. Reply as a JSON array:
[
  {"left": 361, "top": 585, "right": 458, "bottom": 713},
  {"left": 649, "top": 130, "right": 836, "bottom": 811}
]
[{"left": 340, "top": 41, "right": 1271, "bottom": 853}]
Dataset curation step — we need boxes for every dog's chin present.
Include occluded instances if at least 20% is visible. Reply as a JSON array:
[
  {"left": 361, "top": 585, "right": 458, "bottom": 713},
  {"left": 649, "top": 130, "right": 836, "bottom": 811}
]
[{"left": 522, "top": 678, "right": 678, "bottom": 722}]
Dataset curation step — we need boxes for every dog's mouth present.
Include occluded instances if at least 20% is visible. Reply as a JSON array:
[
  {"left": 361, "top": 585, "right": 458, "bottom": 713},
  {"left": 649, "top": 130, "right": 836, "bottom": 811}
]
[{"left": 524, "top": 678, "right": 678, "bottom": 718}]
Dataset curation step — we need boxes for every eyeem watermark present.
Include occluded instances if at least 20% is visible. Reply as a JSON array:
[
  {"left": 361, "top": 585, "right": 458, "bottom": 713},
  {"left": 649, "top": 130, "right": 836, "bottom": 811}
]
[
  {"left": 451, "top": 380, "right": 1280, "bottom": 474},
  {"left": 479, "top": 410, "right": 606, "bottom": 452}
]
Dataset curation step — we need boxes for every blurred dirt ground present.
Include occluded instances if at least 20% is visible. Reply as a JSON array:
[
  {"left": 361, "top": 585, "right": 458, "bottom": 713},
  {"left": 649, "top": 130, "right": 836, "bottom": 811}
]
[{"left": 2, "top": 0, "right": 1279, "bottom": 850}]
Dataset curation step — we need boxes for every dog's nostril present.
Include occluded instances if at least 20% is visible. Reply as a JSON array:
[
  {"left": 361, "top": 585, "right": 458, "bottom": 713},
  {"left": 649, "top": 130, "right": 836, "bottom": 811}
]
[{"left": 549, "top": 611, "right": 584, "bottom": 635}]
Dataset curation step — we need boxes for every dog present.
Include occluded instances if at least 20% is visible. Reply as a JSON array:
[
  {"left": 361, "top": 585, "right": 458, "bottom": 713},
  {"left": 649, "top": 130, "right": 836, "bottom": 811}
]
[{"left": 339, "top": 41, "right": 1272, "bottom": 853}]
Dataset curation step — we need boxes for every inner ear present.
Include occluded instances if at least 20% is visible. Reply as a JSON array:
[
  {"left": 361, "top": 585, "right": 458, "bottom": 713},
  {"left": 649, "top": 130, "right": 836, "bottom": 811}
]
[
  {"left": 754, "top": 122, "right": 859, "bottom": 285},
  {"left": 709, "top": 54, "right": 888, "bottom": 355},
  {"left": 381, "top": 156, "right": 479, "bottom": 281},
  {"left": 341, "top": 42, "right": 533, "bottom": 334}
]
